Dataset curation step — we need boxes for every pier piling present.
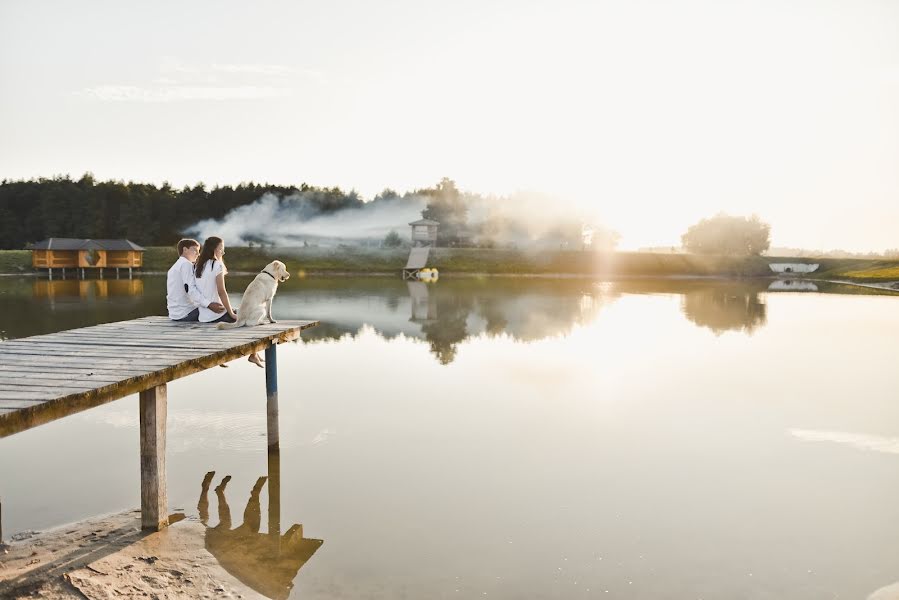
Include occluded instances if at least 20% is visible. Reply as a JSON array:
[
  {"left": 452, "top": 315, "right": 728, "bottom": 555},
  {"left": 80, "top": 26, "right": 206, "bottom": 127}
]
[{"left": 139, "top": 384, "right": 168, "bottom": 531}]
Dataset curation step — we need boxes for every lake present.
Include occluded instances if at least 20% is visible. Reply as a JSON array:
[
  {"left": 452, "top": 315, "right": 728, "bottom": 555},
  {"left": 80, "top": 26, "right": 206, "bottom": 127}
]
[{"left": 1, "top": 274, "right": 898, "bottom": 599}]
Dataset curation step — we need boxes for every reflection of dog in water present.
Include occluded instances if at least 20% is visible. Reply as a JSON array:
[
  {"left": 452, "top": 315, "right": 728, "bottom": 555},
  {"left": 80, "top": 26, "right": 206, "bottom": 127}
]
[{"left": 198, "top": 471, "right": 323, "bottom": 600}]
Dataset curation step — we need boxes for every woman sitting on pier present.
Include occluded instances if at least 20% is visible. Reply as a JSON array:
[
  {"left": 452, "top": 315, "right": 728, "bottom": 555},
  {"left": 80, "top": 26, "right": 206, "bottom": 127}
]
[{"left": 195, "top": 236, "right": 264, "bottom": 367}]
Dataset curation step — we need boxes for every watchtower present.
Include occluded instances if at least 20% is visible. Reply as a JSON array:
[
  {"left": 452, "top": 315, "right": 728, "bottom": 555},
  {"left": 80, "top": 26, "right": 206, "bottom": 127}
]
[
  {"left": 408, "top": 218, "right": 439, "bottom": 248},
  {"left": 403, "top": 219, "right": 439, "bottom": 280}
]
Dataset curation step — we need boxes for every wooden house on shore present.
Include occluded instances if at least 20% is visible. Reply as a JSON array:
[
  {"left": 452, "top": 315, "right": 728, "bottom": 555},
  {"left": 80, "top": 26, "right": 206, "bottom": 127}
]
[{"left": 27, "top": 238, "right": 145, "bottom": 278}]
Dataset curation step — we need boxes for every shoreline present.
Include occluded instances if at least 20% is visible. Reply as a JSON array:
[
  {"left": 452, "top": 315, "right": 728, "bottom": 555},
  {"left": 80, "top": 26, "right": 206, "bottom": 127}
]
[
  {"left": 3, "top": 269, "right": 899, "bottom": 290},
  {"left": 0, "top": 510, "right": 263, "bottom": 599}
]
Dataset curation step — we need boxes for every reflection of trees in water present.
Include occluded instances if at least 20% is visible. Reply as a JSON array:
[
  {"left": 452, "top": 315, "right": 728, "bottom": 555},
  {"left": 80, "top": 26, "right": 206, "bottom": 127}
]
[
  {"left": 680, "top": 285, "right": 767, "bottom": 335},
  {"left": 420, "top": 294, "right": 475, "bottom": 364},
  {"left": 477, "top": 295, "right": 508, "bottom": 336},
  {"left": 419, "top": 282, "right": 608, "bottom": 363},
  {"left": 297, "top": 279, "right": 611, "bottom": 365},
  {"left": 295, "top": 279, "right": 616, "bottom": 364}
]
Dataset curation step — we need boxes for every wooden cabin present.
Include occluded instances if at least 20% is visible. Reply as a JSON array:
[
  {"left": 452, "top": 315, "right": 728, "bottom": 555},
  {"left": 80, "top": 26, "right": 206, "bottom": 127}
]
[
  {"left": 408, "top": 218, "right": 439, "bottom": 248},
  {"left": 28, "top": 238, "right": 145, "bottom": 278}
]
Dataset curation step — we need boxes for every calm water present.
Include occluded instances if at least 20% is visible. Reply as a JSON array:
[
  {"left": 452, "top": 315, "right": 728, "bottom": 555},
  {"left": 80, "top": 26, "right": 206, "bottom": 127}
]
[{"left": 1, "top": 275, "right": 898, "bottom": 599}]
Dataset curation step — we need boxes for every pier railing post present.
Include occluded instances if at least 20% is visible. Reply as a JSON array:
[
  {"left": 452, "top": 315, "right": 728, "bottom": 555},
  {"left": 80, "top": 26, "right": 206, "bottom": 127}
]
[{"left": 140, "top": 384, "right": 168, "bottom": 531}]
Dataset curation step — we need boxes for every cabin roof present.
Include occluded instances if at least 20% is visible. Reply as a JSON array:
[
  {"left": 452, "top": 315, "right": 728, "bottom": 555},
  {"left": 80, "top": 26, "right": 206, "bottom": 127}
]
[
  {"left": 408, "top": 218, "right": 439, "bottom": 226},
  {"left": 27, "top": 238, "right": 146, "bottom": 251}
]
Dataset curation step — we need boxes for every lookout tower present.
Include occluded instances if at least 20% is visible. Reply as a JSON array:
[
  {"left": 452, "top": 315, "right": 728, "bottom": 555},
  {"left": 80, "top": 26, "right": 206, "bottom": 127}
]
[
  {"left": 409, "top": 218, "right": 439, "bottom": 248},
  {"left": 403, "top": 219, "right": 439, "bottom": 280}
]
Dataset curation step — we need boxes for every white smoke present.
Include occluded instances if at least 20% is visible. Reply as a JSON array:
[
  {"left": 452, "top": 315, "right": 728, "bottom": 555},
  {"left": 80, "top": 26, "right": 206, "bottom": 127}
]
[
  {"left": 187, "top": 192, "right": 427, "bottom": 246},
  {"left": 185, "top": 187, "right": 618, "bottom": 250}
]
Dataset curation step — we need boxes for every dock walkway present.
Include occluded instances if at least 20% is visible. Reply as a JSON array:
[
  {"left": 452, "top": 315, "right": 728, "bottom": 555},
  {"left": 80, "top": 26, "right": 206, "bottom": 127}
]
[
  {"left": 0, "top": 315, "right": 318, "bottom": 531},
  {"left": 403, "top": 246, "right": 430, "bottom": 280}
]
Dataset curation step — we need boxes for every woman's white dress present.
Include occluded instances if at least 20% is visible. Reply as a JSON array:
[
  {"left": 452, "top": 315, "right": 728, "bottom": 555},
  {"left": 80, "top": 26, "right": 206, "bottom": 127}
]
[{"left": 196, "top": 259, "right": 226, "bottom": 322}]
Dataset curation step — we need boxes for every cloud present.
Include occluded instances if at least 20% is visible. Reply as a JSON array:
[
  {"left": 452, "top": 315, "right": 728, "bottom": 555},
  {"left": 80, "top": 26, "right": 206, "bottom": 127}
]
[
  {"left": 76, "top": 84, "right": 290, "bottom": 102},
  {"left": 790, "top": 428, "right": 899, "bottom": 455},
  {"left": 212, "top": 63, "right": 321, "bottom": 79},
  {"left": 75, "top": 58, "right": 315, "bottom": 103}
]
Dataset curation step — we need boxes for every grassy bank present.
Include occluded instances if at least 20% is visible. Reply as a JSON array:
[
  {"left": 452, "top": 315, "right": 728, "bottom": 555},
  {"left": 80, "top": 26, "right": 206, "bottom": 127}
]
[{"left": 2, "top": 247, "right": 898, "bottom": 279}]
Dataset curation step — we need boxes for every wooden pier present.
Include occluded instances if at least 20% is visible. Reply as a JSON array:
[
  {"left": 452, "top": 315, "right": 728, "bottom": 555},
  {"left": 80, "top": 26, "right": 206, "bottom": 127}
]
[{"left": 0, "top": 316, "right": 318, "bottom": 531}]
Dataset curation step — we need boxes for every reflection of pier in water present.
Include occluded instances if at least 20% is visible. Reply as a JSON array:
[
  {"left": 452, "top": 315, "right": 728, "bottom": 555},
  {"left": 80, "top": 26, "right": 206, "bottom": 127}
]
[{"left": 407, "top": 281, "right": 438, "bottom": 324}]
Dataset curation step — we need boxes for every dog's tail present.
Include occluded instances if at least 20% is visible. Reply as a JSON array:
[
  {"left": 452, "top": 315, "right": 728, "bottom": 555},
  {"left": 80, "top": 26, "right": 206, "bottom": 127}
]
[{"left": 216, "top": 321, "right": 242, "bottom": 330}]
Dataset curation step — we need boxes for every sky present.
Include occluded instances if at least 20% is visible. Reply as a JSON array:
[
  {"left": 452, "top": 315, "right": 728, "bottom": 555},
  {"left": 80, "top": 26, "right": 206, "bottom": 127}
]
[{"left": 1, "top": 0, "right": 897, "bottom": 251}]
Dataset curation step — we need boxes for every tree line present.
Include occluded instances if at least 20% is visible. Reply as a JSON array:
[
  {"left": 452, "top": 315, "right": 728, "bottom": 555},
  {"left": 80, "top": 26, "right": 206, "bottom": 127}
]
[{"left": 0, "top": 174, "right": 392, "bottom": 250}]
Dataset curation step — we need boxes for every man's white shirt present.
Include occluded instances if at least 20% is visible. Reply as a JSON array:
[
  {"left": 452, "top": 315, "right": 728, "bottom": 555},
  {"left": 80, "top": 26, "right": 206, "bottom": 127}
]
[{"left": 166, "top": 256, "right": 212, "bottom": 320}]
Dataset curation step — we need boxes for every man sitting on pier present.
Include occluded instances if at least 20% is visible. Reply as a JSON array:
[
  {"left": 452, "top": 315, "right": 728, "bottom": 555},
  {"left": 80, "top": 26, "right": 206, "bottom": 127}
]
[{"left": 166, "top": 239, "right": 224, "bottom": 321}]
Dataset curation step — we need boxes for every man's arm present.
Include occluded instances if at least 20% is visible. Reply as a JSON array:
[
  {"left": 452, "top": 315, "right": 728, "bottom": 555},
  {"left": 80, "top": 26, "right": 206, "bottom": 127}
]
[{"left": 180, "top": 261, "right": 213, "bottom": 308}]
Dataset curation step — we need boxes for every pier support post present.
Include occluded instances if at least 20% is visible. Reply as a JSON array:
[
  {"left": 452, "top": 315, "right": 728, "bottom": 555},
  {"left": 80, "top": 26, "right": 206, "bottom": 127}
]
[
  {"left": 265, "top": 343, "right": 281, "bottom": 553},
  {"left": 48, "top": 268, "right": 53, "bottom": 281},
  {"left": 129, "top": 267, "right": 133, "bottom": 279},
  {"left": 265, "top": 344, "right": 279, "bottom": 449},
  {"left": 267, "top": 441, "right": 281, "bottom": 553},
  {"left": 140, "top": 384, "right": 168, "bottom": 531}
]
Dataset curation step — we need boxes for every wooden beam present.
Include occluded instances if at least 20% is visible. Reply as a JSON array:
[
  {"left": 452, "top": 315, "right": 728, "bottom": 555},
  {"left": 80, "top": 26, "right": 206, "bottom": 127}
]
[{"left": 139, "top": 384, "right": 168, "bottom": 531}]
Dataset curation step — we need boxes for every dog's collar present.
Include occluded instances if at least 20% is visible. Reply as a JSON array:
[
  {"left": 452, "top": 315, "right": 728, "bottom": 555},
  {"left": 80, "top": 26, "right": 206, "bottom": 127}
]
[{"left": 260, "top": 269, "right": 277, "bottom": 280}]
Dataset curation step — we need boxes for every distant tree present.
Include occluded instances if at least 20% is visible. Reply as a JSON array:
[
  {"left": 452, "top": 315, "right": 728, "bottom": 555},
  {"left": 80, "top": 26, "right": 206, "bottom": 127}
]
[
  {"left": 383, "top": 230, "right": 402, "bottom": 248},
  {"left": 420, "top": 178, "right": 469, "bottom": 246},
  {"left": 681, "top": 213, "right": 771, "bottom": 255}
]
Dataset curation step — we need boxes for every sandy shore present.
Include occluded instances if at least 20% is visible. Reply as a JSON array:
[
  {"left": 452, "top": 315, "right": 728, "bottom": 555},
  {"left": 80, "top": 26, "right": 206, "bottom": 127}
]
[{"left": 0, "top": 511, "right": 261, "bottom": 599}]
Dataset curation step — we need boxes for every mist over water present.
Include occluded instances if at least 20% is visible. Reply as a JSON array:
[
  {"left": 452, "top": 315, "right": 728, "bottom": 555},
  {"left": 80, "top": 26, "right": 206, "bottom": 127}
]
[{"left": 188, "top": 192, "right": 427, "bottom": 246}]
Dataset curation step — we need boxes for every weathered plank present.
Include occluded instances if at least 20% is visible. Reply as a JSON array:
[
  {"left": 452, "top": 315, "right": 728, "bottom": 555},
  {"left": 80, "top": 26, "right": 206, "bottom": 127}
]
[
  {"left": 0, "top": 399, "right": 50, "bottom": 409},
  {"left": 0, "top": 345, "right": 213, "bottom": 357},
  {"left": 0, "top": 377, "right": 124, "bottom": 388},
  {"left": 0, "top": 365, "right": 157, "bottom": 377}
]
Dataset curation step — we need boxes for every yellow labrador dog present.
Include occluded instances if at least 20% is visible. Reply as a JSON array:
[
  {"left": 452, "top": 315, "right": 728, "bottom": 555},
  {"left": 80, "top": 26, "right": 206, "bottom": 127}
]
[{"left": 218, "top": 260, "right": 290, "bottom": 330}]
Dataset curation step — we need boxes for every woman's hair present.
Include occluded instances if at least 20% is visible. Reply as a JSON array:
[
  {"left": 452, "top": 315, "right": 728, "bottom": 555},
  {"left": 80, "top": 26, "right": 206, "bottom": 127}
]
[{"left": 195, "top": 236, "right": 224, "bottom": 279}]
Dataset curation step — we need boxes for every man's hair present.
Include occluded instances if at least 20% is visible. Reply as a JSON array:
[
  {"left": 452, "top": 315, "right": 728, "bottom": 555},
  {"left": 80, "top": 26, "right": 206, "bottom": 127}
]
[{"left": 177, "top": 239, "right": 200, "bottom": 256}]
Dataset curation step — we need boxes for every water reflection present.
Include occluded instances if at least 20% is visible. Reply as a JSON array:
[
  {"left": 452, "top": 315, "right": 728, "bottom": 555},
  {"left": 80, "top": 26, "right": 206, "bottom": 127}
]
[
  {"left": 768, "top": 279, "right": 819, "bottom": 292},
  {"left": 6, "top": 275, "right": 896, "bottom": 360},
  {"left": 32, "top": 278, "right": 144, "bottom": 299},
  {"left": 679, "top": 282, "right": 767, "bottom": 335},
  {"left": 197, "top": 461, "right": 322, "bottom": 599}
]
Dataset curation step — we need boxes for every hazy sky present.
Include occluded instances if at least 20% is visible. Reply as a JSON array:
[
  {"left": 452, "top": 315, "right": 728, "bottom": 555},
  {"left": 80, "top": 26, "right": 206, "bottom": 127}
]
[{"left": 1, "top": 0, "right": 897, "bottom": 251}]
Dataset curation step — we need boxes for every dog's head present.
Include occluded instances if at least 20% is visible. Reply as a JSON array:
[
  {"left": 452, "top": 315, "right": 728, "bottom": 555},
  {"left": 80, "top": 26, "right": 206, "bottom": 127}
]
[{"left": 263, "top": 260, "right": 290, "bottom": 282}]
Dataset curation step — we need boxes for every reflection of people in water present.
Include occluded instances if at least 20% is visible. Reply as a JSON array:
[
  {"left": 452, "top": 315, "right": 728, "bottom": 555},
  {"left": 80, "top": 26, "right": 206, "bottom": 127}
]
[{"left": 197, "top": 471, "right": 323, "bottom": 600}]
